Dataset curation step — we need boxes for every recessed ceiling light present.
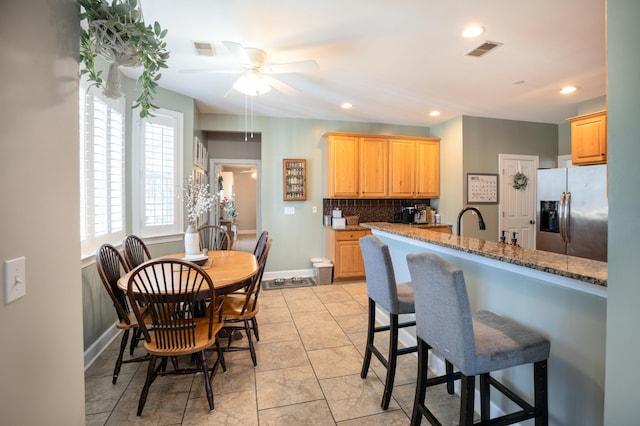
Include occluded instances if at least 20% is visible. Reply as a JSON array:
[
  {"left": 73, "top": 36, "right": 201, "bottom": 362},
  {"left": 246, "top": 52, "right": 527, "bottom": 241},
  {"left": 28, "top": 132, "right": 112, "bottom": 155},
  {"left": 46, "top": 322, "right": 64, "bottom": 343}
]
[
  {"left": 560, "top": 86, "right": 578, "bottom": 94},
  {"left": 512, "top": 80, "right": 525, "bottom": 85},
  {"left": 341, "top": 102, "right": 353, "bottom": 109},
  {"left": 429, "top": 111, "right": 441, "bottom": 117},
  {"left": 462, "top": 25, "right": 485, "bottom": 38}
]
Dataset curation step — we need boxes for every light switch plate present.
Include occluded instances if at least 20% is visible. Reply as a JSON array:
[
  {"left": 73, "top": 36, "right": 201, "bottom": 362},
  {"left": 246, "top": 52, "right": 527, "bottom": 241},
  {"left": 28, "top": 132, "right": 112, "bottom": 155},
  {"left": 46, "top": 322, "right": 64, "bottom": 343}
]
[
  {"left": 4, "top": 257, "right": 26, "bottom": 304},
  {"left": 284, "top": 206, "right": 295, "bottom": 215}
]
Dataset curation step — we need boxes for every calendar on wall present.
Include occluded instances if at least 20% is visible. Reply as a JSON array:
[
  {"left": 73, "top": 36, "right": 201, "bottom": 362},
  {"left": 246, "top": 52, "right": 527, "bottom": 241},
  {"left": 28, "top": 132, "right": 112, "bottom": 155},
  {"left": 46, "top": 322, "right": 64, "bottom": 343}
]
[{"left": 467, "top": 173, "right": 499, "bottom": 204}]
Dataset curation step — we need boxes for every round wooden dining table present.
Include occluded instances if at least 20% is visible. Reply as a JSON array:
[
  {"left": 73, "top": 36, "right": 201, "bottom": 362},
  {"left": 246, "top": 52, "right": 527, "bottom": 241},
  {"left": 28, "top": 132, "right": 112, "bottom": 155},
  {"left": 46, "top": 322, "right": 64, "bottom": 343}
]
[{"left": 117, "top": 250, "right": 258, "bottom": 295}]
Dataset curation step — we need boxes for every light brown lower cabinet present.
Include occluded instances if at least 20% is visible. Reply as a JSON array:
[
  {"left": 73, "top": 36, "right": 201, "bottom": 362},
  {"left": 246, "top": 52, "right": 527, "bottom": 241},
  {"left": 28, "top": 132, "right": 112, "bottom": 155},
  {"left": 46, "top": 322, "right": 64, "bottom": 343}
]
[{"left": 325, "top": 228, "right": 372, "bottom": 280}]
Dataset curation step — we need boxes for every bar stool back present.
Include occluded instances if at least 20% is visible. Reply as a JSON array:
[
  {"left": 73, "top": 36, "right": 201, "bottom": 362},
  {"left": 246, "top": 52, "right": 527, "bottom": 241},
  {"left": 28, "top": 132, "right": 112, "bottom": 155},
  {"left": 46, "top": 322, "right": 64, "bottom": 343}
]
[
  {"left": 359, "top": 235, "right": 418, "bottom": 409},
  {"left": 407, "top": 252, "right": 550, "bottom": 426}
]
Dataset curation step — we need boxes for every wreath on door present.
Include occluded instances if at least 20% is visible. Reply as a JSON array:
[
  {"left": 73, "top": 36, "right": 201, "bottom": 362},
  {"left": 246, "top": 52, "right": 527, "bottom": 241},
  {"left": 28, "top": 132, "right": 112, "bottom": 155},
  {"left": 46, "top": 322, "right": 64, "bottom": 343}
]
[{"left": 512, "top": 172, "right": 529, "bottom": 191}]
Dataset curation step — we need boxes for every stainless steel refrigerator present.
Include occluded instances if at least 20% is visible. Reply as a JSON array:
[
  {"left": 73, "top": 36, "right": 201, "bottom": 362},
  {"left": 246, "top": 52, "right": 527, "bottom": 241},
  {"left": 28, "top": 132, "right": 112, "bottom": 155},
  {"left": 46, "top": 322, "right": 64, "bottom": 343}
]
[{"left": 536, "top": 165, "right": 608, "bottom": 262}]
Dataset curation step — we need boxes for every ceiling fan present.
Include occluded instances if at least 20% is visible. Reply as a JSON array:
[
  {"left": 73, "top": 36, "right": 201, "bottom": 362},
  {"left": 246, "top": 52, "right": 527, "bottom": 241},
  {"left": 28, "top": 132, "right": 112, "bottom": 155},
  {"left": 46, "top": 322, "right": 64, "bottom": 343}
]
[{"left": 183, "top": 41, "right": 318, "bottom": 96}]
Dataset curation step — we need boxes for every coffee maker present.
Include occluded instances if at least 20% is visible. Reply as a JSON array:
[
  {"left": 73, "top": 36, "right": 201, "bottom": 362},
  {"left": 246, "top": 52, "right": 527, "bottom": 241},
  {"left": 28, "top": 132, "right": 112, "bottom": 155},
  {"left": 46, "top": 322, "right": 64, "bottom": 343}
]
[{"left": 401, "top": 206, "right": 416, "bottom": 224}]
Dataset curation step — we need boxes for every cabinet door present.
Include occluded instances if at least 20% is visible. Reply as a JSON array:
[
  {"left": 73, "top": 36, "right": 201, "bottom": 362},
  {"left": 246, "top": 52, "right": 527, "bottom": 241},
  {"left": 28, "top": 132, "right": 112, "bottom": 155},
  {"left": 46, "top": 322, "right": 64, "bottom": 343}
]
[
  {"left": 389, "top": 139, "right": 415, "bottom": 197},
  {"left": 360, "top": 137, "right": 388, "bottom": 197},
  {"left": 415, "top": 140, "right": 440, "bottom": 198},
  {"left": 335, "top": 240, "right": 365, "bottom": 278},
  {"left": 327, "top": 135, "right": 359, "bottom": 197},
  {"left": 570, "top": 112, "right": 607, "bottom": 165}
]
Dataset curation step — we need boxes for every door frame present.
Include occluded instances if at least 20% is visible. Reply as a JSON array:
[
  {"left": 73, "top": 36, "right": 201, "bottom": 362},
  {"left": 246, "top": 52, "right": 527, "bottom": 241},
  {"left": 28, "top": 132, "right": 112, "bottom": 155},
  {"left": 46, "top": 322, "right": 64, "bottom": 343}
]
[
  {"left": 210, "top": 158, "right": 262, "bottom": 234},
  {"left": 498, "top": 153, "right": 539, "bottom": 248}
]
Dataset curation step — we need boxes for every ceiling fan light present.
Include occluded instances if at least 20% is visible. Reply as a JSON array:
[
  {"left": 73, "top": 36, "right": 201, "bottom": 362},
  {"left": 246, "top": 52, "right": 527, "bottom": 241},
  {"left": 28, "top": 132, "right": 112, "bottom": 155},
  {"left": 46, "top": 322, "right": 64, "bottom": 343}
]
[{"left": 234, "top": 70, "right": 271, "bottom": 96}]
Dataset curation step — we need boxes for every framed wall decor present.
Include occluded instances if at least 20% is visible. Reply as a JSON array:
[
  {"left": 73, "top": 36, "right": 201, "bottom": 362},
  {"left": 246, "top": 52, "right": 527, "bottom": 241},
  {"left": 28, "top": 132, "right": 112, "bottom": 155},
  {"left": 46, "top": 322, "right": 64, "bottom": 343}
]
[
  {"left": 283, "top": 159, "right": 307, "bottom": 201},
  {"left": 467, "top": 173, "right": 499, "bottom": 204}
]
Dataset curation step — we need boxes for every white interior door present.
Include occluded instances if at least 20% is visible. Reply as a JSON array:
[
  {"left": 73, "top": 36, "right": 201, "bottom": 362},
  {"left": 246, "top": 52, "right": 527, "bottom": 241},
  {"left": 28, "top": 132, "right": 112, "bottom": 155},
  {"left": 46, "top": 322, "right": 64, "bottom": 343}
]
[{"left": 498, "top": 154, "right": 538, "bottom": 249}]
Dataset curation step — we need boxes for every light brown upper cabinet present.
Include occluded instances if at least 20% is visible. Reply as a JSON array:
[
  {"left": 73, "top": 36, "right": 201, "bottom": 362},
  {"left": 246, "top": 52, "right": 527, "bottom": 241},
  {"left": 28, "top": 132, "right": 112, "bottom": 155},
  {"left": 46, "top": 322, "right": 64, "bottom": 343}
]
[
  {"left": 567, "top": 110, "right": 607, "bottom": 165},
  {"left": 415, "top": 139, "right": 440, "bottom": 198},
  {"left": 389, "top": 138, "right": 415, "bottom": 197},
  {"left": 324, "top": 132, "right": 440, "bottom": 198},
  {"left": 360, "top": 137, "right": 389, "bottom": 197},
  {"left": 326, "top": 134, "right": 360, "bottom": 197}
]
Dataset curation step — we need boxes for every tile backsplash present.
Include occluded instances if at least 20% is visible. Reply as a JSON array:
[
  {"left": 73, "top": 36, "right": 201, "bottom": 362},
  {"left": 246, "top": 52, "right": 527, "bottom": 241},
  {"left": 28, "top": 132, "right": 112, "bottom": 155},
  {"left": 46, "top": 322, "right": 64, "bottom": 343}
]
[{"left": 322, "top": 198, "right": 431, "bottom": 223}]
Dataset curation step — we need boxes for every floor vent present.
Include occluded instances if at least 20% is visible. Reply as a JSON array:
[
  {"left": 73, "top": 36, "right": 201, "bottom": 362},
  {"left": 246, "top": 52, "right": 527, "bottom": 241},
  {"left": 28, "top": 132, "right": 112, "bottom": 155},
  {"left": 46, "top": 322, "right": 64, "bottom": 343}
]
[
  {"left": 193, "top": 41, "right": 215, "bottom": 56},
  {"left": 466, "top": 41, "right": 503, "bottom": 57}
]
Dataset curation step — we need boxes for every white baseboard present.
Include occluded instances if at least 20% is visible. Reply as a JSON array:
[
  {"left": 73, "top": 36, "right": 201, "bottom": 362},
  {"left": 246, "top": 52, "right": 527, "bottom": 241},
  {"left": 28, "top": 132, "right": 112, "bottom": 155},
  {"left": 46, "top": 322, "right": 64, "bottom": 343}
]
[
  {"left": 84, "top": 324, "right": 120, "bottom": 371},
  {"left": 262, "top": 269, "right": 314, "bottom": 281}
]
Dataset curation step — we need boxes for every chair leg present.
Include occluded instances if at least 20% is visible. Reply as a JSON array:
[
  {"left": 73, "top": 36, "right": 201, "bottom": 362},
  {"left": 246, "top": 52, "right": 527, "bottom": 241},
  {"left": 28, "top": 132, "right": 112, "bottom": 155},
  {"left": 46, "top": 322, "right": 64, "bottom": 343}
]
[
  {"left": 381, "top": 313, "right": 399, "bottom": 410},
  {"left": 129, "top": 327, "right": 141, "bottom": 356},
  {"left": 410, "top": 338, "right": 429, "bottom": 426},
  {"left": 200, "top": 350, "right": 215, "bottom": 411},
  {"left": 251, "top": 317, "right": 259, "bottom": 341},
  {"left": 459, "top": 374, "right": 476, "bottom": 426},
  {"left": 480, "top": 373, "right": 490, "bottom": 421},
  {"left": 137, "top": 355, "right": 157, "bottom": 416},
  {"left": 245, "top": 319, "right": 257, "bottom": 367},
  {"left": 361, "top": 298, "right": 376, "bottom": 379},
  {"left": 113, "top": 329, "right": 130, "bottom": 384},
  {"left": 534, "top": 360, "right": 548, "bottom": 426},
  {"left": 217, "top": 336, "right": 227, "bottom": 373}
]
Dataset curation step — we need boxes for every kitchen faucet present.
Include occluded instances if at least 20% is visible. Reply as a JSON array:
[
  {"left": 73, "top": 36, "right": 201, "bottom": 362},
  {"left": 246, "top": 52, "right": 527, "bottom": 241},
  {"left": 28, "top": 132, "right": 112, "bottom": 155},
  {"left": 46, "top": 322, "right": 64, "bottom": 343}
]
[{"left": 456, "top": 206, "right": 486, "bottom": 236}]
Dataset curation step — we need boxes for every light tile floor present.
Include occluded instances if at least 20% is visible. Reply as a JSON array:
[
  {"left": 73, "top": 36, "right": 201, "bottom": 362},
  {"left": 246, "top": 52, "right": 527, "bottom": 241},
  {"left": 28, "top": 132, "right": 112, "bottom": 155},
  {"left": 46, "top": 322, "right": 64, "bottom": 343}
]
[{"left": 85, "top": 280, "right": 462, "bottom": 425}]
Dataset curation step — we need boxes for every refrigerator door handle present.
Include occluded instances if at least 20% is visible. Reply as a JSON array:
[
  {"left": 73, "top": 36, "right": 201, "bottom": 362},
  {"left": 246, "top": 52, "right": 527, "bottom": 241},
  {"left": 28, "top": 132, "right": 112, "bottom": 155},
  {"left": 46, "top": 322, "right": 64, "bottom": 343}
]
[
  {"left": 564, "top": 192, "right": 571, "bottom": 243},
  {"left": 559, "top": 192, "right": 567, "bottom": 242}
]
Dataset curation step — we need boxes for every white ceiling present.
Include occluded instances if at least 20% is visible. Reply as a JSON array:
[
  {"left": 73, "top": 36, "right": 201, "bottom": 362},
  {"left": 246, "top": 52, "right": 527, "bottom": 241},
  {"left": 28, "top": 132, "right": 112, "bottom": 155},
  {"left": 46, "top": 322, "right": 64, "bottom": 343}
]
[{"left": 122, "top": 0, "right": 606, "bottom": 127}]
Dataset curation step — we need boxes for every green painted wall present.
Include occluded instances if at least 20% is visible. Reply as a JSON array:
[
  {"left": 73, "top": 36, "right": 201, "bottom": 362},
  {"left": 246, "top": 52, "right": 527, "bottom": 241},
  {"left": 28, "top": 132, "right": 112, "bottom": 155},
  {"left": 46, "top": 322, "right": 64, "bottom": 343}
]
[
  {"left": 429, "top": 117, "right": 464, "bottom": 231},
  {"left": 199, "top": 114, "right": 431, "bottom": 273},
  {"left": 461, "top": 116, "right": 558, "bottom": 241},
  {"left": 604, "top": 0, "right": 640, "bottom": 423}
]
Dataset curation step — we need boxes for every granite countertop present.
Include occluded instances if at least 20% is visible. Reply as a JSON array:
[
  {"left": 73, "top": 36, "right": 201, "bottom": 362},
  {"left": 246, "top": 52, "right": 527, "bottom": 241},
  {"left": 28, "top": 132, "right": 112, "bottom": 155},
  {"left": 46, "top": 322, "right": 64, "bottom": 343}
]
[
  {"left": 360, "top": 222, "right": 607, "bottom": 287},
  {"left": 324, "top": 224, "right": 369, "bottom": 231}
]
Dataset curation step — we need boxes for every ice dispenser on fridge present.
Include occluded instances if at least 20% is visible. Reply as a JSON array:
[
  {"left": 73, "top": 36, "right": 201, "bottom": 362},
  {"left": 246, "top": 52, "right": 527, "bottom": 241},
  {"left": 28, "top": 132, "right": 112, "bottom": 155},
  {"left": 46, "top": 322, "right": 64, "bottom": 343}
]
[{"left": 539, "top": 201, "right": 559, "bottom": 233}]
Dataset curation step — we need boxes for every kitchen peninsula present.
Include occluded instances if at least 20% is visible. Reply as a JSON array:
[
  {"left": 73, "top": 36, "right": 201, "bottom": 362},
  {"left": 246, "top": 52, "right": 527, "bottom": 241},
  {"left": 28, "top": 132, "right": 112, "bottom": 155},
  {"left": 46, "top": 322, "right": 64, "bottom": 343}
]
[
  {"left": 362, "top": 222, "right": 607, "bottom": 289},
  {"left": 361, "top": 221, "right": 607, "bottom": 426}
]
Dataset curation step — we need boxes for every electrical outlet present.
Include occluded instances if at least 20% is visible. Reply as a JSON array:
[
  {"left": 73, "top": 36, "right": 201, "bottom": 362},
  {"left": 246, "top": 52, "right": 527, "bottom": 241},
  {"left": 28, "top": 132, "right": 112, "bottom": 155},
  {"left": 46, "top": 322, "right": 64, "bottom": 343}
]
[{"left": 4, "top": 257, "right": 26, "bottom": 304}]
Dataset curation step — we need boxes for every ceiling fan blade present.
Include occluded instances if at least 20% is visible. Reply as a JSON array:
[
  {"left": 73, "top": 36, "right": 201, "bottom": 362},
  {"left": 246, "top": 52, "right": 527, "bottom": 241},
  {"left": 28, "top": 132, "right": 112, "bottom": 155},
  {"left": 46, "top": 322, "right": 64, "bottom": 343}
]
[
  {"left": 264, "top": 75, "right": 301, "bottom": 96},
  {"left": 222, "top": 40, "right": 253, "bottom": 67},
  {"left": 223, "top": 85, "right": 236, "bottom": 98},
  {"left": 179, "top": 68, "right": 241, "bottom": 74},
  {"left": 264, "top": 60, "right": 319, "bottom": 74}
]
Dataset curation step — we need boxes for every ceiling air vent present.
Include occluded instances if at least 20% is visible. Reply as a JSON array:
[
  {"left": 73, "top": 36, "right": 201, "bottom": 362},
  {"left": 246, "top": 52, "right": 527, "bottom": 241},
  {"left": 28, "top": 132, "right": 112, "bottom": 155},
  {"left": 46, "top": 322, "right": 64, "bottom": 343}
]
[
  {"left": 193, "top": 41, "right": 215, "bottom": 56},
  {"left": 466, "top": 41, "right": 502, "bottom": 57}
]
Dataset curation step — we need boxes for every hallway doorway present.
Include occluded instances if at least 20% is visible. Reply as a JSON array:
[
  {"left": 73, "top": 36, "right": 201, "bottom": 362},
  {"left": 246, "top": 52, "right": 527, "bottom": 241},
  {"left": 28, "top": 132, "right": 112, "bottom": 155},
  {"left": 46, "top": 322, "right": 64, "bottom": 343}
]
[{"left": 210, "top": 159, "right": 262, "bottom": 236}]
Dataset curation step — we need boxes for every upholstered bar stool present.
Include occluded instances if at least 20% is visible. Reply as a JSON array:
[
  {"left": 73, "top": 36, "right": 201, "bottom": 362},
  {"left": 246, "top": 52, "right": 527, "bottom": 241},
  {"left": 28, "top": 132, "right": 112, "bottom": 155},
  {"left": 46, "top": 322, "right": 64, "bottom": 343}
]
[
  {"left": 359, "top": 235, "right": 455, "bottom": 410},
  {"left": 407, "top": 252, "right": 550, "bottom": 426}
]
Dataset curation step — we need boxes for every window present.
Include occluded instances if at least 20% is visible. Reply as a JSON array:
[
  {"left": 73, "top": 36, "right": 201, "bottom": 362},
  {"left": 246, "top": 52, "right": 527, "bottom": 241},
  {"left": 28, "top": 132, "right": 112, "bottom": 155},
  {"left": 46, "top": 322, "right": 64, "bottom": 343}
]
[
  {"left": 132, "top": 109, "right": 184, "bottom": 237},
  {"left": 79, "top": 86, "right": 125, "bottom": 258}
]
